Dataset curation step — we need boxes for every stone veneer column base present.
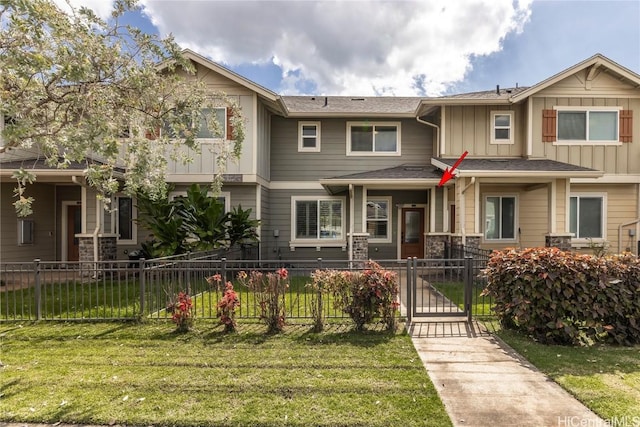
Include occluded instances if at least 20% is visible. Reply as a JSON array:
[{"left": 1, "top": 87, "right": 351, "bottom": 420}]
[
  {"left": 349, "top": 233, "right": 369, "bottom": 266},
  {"left": 77, "top": 234, "right": 118, "bottom": 276},
  {"left": 545, "top": 234, "right": 572, "bottom": 251},
  {"left": 425, "top": 233, "right": 451, "bottom": 258},
  {"left": 449, "top": 234, "right": 482, "bottom": 250}
]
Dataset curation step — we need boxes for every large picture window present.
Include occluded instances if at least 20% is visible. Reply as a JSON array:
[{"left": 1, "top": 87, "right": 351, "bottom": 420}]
[
  {"left": 292, "top": 197, "right": 344, "bottom": 243},
  {"left": 484, "top": 196, "right": 516, "bottom": 240},
  {"left": 557, "top": 108, "right": 619, "bottom": 142},
  {"left": 366, "top": 198, "right": 391, "bottom": 242},
  {"left": 347, "top": 122, "right": 400, "bottom": 155},
  {"left": 570, "top": 195, "right": 604, "bottom": 239}
]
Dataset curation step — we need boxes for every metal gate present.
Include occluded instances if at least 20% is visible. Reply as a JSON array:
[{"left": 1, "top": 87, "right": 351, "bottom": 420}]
[{"left": 405, "top": 257, "right": 473, "bottom": 322}]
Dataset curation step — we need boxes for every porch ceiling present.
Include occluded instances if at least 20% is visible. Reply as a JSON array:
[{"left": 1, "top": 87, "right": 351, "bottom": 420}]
[
  {"left": 431, "top": 157, "right": 603, "bottom": 179},
  {"left": 320, "top": 164, "right": 442, "bottom": 194}
]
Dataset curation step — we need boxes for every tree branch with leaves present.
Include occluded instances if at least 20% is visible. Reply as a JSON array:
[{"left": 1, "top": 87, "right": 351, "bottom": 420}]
[{"left": 1, "top": 0, "right": 245, "bottom": 216}]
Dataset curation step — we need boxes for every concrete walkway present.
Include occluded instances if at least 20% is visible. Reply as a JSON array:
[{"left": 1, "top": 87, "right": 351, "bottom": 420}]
[{"left": 410, "top": 320, "right": 606, "bottom": 427}]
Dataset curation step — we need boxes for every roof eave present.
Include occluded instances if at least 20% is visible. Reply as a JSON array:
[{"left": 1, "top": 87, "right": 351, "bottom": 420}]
[{"left": 285, "top": 112, "right": 418, "bottom": 118}]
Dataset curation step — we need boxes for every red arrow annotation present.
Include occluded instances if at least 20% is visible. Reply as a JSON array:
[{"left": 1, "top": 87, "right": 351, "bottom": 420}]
[{"left": 437, "top": 151, "right": 469, "bottom": 187}]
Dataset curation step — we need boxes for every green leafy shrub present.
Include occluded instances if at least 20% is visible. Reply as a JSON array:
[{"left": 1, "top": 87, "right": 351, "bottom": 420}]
[
  {"left": 483, "top": 247, "right": 640, "bottom": 346},
  {"left": 238, "top": 268, "right": 289, "bottom": 333},
  {"left": 309, "top": 262, "right": 399, "bottom": 331}
]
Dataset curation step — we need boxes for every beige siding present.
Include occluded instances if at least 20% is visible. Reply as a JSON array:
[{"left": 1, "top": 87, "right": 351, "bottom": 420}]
[
  {"left": 0, "top": 183, "right": 57, "bottom": 262},
  {"left": 166, "top": 94, "right": 255, "bottom": 178},
  {"left": 257, "top": 101, "right": 271, "bottom": 180},
  {"left": 570, "top": 183, "right": 638, "bottom": 254},
  {"left": 531, "top": 97, "right": 640, "bottom": 174},
  {"left": 444, "top": 104, "right": 526, "bottom": 157}
]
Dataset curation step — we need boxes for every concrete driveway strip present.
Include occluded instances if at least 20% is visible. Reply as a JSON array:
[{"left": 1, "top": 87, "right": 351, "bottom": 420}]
[{"left": 410, "top": 321, "right": 605, "bottom": 427}]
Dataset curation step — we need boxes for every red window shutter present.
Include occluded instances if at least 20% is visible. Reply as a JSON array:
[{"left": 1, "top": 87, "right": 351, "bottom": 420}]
[
  {"left": 542, "top": 109, "right": 557, "bottom": 142},
  {"left": 226, "top": 108, "right": 234, "bottom": 140},
  {"left": 620, "top": 110, "right": 633, "bottom": 143},
  {"left": 145, "top": 127, "right": 160, "bottom": 140}
]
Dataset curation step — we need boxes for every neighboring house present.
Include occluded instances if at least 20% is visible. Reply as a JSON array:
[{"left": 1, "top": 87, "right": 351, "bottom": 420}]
[{"left": 1, "top": 52, "right": 638, "bottom": 263}]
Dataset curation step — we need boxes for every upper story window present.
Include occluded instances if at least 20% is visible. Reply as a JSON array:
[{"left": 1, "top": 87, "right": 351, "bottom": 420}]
[
  {"left": 491, "top": 111, "right": 514, "bottom": 144},
  {"left": 347, "top": 122, "right": 401, "bottom": 156},
  {"left": 298, "top": 122, "right": 321, "bottom": 152},
  {"left": 543, "top": 107, "right": 632, "bottom": 144},
  {"left": 484, "top": 195, "right": 517, "bottom": 241},
  {"left": 196, "top": 108, "right": 227, "bottom": 140}
]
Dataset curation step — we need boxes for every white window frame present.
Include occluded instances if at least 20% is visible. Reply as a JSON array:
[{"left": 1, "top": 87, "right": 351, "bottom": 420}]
[
  {"left": 490, "top": 111, "right": 514, "bottom": 144},
  {"left": 18, "top": 219, "right": 34, "bottom": 245},
  {"left": 298, "top": 121, "right": 321, "bottom": 152},
  {"left": 568, "top": 192, "right": 607, "bottom": 243},
  {"left": 483, "top": 194, "right": 518, "bottom": 242},
  {"left": 346, "top": 121, "right": 401, "bottom": 156},
  {"left": 168, "top": 190, "right": 231, "bottom": 212},
  {"left": 290, "top": 195, "right": 347, "bottom": 248},
  {"left": 553, "top": 106, "right": 622, "bottom": 145},
  {"left": 113, "top": 195, "right": 137, "bottom": 245},
  {"left": 365, "top": 197, "right": 392, "bottom": 243},
  {"left": 163, "top": 107, "right": 227, "bottom": 142}
]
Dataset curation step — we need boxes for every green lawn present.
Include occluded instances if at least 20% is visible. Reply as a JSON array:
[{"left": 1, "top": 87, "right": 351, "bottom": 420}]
[
  {"left": 429, "top": 280, "right": 494, "bottom": 317},
  {"left": 494, "top": 325, "right": 640, "bottom": 421},
  {"left": 0, "top": 322, "right": 451, "bottom": 427}
]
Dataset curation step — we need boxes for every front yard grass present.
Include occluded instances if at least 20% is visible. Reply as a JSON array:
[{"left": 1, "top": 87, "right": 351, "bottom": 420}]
[
  {"left": 495, "top": 326, "right": 640, "bottom": 421},
  {"left": 0, "top": 322, "right": 451, "bottom": 427}
]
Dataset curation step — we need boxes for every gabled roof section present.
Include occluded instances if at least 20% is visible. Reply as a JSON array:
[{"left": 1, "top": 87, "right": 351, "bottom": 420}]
[
  {"left": 509, "top": 53, "right": 640, "bottom": 102},
  {"left": 421, "top": 86, "right": 529, "bottom": 106},
  {"left": 283, "top": 96, "right": 422, "bottom": 117},
  {"left": 179, "top": 49, "right": 281, "bottom": 102}
]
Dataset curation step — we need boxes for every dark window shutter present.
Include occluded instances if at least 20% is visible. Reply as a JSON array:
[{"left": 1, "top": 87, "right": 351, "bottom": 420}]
[
  {"left": 145, "top": 127, "right": 159, "bottom": 140},
  {"left": 620, "top": 110, "right": 633, "bottom": 143},
  {"left": 226, "top": 108, "right": 234, "bottom": 140},
  {"left": 542, "top": 109, "right": 557, "bottom": 142}
]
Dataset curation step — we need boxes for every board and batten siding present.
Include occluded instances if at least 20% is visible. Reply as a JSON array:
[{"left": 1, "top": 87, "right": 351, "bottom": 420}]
[
  {"left": 0, "top": 183, "right": 56, "bottom": 262},
  {"left": 270, "top": 117, "right": 433, "bottom": 181},
  {"left": 531, "top": 97, "right": 640, "bottom": 174},
  {"left": 165, "top": 94, "right": 255, "bottom": 178},
  {"left": 443, "top": 104, "right": 526, "bottom": 157}
]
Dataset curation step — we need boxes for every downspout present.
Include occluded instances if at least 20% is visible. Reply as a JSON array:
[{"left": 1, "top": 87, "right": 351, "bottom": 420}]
[
  {"left": 348, "top": 184, "right": 354, "bottom": 262},
  {"left": 459, "top": 177, "right": 476, "bottom": 246},
  {"left": 72, "top": 176, "right": 100, "bottom": 265},
  {"left": 416, "top": 116, "right": 440, "bottom": 157}
]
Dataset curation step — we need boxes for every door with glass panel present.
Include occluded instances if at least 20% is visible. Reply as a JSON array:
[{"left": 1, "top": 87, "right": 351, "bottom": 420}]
[{"left": 400, "top": 208, "right": 424, "bottom": 259}]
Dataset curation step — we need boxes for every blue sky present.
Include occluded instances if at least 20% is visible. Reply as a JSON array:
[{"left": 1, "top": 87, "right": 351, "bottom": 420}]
[{"left": 67, "top": 0, "right": 640, "bottom": 96}]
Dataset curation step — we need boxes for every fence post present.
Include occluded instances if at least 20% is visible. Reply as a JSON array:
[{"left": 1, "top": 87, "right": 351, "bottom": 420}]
[
  {"left": 405, "top": 258, "right": 412, "bottom": 324},
  {"left": 139, "top": 258, "right": 146, "bottom": 318},
  {"left": 464, "top": 256, "right": 473, "bottom": 323},
  {"left": 34, "top": 259, "right": 41, "bottom": 321}
]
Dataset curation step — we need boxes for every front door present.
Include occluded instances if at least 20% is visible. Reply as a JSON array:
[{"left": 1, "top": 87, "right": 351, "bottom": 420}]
[
  {"left": 400, "top": 207, "right": 424, "bottom": 259},
  {"left": 67, "top": 205, "right": 81, "bottom": 261}
]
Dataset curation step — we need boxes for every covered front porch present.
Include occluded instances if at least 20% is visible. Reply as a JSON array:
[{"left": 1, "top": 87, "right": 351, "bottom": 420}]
[{"left": 427, "top": 157, "right": 604, "bottom": 256}]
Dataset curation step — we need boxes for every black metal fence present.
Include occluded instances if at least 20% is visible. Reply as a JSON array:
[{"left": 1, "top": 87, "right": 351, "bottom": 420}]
[{"left": 0, "top": 248, "right": 494, "bottom": 322}]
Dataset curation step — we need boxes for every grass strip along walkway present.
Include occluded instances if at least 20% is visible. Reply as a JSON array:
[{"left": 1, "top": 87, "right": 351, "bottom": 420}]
[{"left": 0, "top": 322, "right": 451, "bottom": 427}]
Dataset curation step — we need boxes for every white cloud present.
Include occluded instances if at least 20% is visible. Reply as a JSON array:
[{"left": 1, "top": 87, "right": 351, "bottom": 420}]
[
  {"left": 149, "top": 0, "right": 533, "bottom": 95},
  {"left": 53, "top": 0, "right": 115, "bottom": 20}
]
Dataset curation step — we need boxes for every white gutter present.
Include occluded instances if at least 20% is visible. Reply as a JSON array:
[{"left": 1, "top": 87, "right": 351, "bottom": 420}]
[{"left": 416, "top": 116, "right": 441, "bottom": 157}]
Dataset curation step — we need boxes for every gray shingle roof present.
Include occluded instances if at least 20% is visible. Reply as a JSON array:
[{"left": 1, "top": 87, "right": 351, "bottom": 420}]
[
  {"left": 433, "top": 87, "right": 530, "bottom": 100},
  {"left": 433, "top": 157, "right": 598, "bottom": 172},
  {"left": 283, "top": 96, "right": 422, "bottom": 115},
  {"left": 324, "top": 164, "right": 442, "bottom": 180}
]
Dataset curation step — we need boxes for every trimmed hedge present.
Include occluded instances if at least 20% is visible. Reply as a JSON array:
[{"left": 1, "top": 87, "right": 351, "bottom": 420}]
[{"left": 482, "top": 247, "right": 640, "bottom": 346}]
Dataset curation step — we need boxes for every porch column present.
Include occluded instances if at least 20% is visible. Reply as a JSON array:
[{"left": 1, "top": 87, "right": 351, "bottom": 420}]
[{"left": 545, "top": 179, "right": 572, "bottom": 251}]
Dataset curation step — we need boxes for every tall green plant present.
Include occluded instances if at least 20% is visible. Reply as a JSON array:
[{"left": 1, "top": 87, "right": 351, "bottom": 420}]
[
  {"left": 174, "top": 184, "right": 229, "bottom": 251},
  {"left": 227, "top": 205, "right": 260, "bottom": 247},
  {"left": 136, "top": 192, "right": 189, "bottom": 258}
]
